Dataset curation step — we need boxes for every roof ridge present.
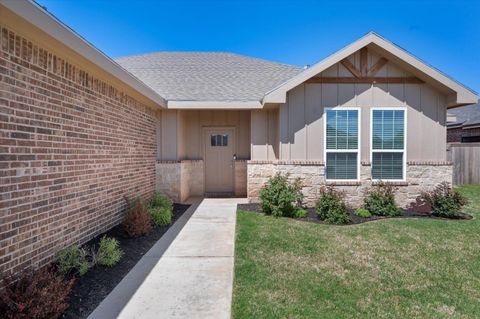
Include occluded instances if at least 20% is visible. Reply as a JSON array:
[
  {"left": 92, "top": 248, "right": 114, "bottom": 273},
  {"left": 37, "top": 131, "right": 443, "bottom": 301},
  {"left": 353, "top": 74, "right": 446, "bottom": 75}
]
[{"left": 114, "top": 51, "right": 301, "bottom": 69}]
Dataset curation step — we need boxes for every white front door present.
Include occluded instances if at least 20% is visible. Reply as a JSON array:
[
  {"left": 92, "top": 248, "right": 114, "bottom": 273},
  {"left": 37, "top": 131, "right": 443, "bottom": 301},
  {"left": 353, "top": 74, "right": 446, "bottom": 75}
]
[{"left": 204, "top": 128, "right": 235, "bottom": 195}]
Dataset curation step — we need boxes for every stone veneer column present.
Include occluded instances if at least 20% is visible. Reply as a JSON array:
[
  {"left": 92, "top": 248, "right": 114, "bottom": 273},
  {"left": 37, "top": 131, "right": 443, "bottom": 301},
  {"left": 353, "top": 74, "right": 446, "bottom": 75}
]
[
  {"left": 156, "top": 160, "right": 205, "bottom": 203},
  {"left": 234, "top": 160, "right": 248, "bottom": 197},
  {"left": 180, "top": 160, "right": 205, "bottom": 202},
  {"left": 156, "top": 161, "right": 182, "bottom": 202}
]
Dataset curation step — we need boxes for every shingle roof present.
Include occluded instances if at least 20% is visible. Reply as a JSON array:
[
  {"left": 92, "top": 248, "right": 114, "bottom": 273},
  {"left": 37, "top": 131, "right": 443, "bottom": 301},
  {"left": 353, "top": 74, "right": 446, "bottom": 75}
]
[
  {"left": 447, "top": 102, "right": 480, "bottom": 128},
  {"left": 115, "top": 52, "right": 303, "bottom": 102}
]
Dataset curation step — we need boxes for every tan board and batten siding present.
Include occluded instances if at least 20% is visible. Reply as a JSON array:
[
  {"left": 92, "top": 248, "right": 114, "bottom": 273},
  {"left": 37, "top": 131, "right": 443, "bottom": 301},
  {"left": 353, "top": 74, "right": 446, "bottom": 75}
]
[
  {"left": 251, "top": 50, "right": 447, "bottom": 162},
  {"left": 158, "top": 109, "right": 251, "bottom": 160}
]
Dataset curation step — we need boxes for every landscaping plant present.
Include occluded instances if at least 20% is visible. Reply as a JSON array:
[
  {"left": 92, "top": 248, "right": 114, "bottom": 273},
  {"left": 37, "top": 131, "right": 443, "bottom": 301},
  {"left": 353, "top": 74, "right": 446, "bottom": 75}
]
[
  {"left": 420, "top": 181, "right": 468, "bottom": 217},
  {"left": 363, "top": 183, "right": 400, "bottom": 216},
  {"left": 123, "top": 197, "right": 153, "bottom": 238},
  {"left": 56, "top": 244, "right": 91, "bottom": 276},
  {"left": 147, "top": 192, "right": 173, "bottom": 226},
  {"left": 95, "top": 236, "right": 123, "bottom": 267},
  {"left": 315, "top": 186, "right": 351, "bottom": 224},
  {"left": 148, "top": 207, "right": 173, "bottom": 226},
  {"left": 0, "top": 267, "right": 74, "bottom": 319},
  {"left": 293, "top": 208, "right": 308, "bottom": 218},
  {"left": 354, "top": 208, "right": 371, "bottom": 218},
  {"left": 259, "top": 173, "right": 304, "bottom": 218},
  {"left": 149, "top": 192, "right": 173, "bottom": 211}
]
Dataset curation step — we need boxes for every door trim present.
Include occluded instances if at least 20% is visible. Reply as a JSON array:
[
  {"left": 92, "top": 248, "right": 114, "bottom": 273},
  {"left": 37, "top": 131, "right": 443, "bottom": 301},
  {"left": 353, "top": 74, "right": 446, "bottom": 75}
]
[{"left": 202, "top": 126, "right": 236, "bottom": 195}]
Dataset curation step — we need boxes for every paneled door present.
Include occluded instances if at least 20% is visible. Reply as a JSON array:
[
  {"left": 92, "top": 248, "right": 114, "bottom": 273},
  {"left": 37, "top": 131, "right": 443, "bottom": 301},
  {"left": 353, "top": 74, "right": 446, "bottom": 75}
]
[{"left": 204, "top": 128, "right": 235, "bottom": 195}]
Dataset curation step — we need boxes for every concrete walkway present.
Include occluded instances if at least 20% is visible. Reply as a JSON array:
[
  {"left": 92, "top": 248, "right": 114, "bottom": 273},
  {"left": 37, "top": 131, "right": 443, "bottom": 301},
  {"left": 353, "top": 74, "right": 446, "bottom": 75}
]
[{"left": 88, "top": 198, "right": 246, "bottom": 319}]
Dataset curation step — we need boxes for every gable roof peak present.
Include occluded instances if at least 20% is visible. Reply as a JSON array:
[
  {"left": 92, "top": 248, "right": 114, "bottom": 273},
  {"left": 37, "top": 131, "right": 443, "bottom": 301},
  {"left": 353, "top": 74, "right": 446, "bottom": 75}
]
[{"left": 263, "top": 33, "right": 477, "bottom": 107}]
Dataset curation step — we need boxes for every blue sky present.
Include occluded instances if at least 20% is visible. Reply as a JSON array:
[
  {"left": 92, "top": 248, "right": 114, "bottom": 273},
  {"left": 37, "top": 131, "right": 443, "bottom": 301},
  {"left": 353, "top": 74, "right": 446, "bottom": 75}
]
[{"left": 38, "top": 0, "right": 480, "bottom": 93}]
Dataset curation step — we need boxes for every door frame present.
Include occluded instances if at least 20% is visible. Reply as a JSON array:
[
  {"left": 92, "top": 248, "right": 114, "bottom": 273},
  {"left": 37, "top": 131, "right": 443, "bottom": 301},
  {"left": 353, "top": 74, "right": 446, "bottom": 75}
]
[{"left": 202, "top": 126, "right": 236, "bottom": 195}]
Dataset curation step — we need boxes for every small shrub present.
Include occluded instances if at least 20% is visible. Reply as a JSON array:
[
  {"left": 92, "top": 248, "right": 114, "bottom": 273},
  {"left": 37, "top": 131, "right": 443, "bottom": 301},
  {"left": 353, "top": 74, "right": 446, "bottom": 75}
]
[
  {"left": 150, "top": 192, "right": 173, "bottom": 211},
  {"left": 354, "top": 208, "right": 371, "bottom": 218},
  {"left": 148, "top": 207, "right": 173, "bottom": 226},
  {"left": 122, "top": 197, "right": 153, "bottom": 238},
  {"left": 420, "top": 182, "right": 468, "bottom": 218},
  {"left": 147, "top": 192, "right": 173, "bottom": 226},
  {"left": 56, "top": 244, "right": 91, "bottom": 276},
  {"left": 364, "top": 183, "right": 400, "bottom": 217},
  {"left": 95, "top": 236, "right": 123, "bottom": 267},
  {"left": 315, "top": 187, "right": 351, "bottom": 224},
  {"left": 259, "top": 173, "right": 304, "bottom": 218},
  {"left": 293, "top": 208, "right": 307, "bottom": 219},
  {"left": 0, "top": 267, "right": 74, "bottom": 319}
]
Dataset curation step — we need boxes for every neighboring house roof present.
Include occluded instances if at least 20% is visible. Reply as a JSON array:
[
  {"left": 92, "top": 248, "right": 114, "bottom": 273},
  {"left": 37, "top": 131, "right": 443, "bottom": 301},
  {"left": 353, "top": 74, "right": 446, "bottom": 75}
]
[
  {"left": 263, "top": 32, "right": 478, "bottom": 108},
  {"left": 447, "top": 102, "right": 480, "bottom": 128},
  {"left": 115, "top": 52, "right": 302, "bottom": 106}
]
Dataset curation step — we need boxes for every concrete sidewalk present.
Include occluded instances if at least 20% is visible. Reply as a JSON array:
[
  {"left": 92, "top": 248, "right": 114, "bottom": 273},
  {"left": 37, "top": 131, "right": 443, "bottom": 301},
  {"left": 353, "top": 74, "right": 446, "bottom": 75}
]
[{"left": 88, "top": 198, "right": 246, "bottom": 319}]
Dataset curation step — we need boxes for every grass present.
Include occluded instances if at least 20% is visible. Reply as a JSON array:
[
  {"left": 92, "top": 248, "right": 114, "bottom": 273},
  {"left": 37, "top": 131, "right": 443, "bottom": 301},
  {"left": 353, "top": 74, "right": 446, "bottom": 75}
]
[{"left": 232, "top": 185, "right": 480, "bottom": 319}]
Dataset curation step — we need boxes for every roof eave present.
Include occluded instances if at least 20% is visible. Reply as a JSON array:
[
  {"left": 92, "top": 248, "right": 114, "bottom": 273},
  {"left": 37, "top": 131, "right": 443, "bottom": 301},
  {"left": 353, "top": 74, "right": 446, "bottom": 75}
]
[
  {"left": 167, "top": 100, "right": 263, "bottom": 109},
  {"left": 263, "top": 32, "right": 478, "bottom": 107},
  {"left": 1, "top": 0, "right": 167, "bottom": 108}
]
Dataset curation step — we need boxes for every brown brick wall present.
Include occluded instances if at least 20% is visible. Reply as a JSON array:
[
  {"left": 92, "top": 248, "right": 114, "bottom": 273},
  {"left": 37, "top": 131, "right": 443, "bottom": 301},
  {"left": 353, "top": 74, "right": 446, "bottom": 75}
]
[
  {"left": 0, "top": 26, "right": 160, "bottom": 276},
  {"left": 447, "top": 127, "right": 480, "bottom": 143}
]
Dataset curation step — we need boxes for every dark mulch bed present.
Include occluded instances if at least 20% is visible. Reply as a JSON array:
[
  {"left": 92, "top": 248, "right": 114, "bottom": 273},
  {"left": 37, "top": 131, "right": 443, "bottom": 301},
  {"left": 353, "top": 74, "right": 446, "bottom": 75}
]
[
  {"left": 62, "top": 203, "right": 190, "bottom": 319},
  {"left": 237, "top": 203, "right": 472, "bottom": 226}
]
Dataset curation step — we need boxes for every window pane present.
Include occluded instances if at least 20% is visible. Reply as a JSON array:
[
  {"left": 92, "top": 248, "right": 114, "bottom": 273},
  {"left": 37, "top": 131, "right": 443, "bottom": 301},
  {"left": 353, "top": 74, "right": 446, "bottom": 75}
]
[
  {"left": 326, "top": 110, "right": 337, "bottom": 149},
  {"left": 393, "top": 110, "right": 404, "bottom": 149},
  {"left": 326, "top": 153, "right": 357, "bottom": 180},
  {"left": 372, "top": 152, "right": 403, "bottom": 180},
  {"left": 216, "top": 135, "right": 222, "bottom": 146},
  {"left": 372, "top": 110, "right": 404, "bottom": 150},
  {"left": 211, "top": 134, "right": 216, "bottom": 146},
  {"left": 222, "top": 134, "right": 228, "bottom": 146},
  {"left": 326, "top": 109, "right": 358, "bottom": 150}
]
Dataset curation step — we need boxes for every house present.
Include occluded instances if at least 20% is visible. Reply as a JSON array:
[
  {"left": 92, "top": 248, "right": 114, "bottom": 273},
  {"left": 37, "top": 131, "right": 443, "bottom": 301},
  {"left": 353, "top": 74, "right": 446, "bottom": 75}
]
[
  {"left": 0, "top": 0, "right": 477, "bottom": 276},
  {"left": 447, "top": 102, "right": 480, "bottom": 143}
]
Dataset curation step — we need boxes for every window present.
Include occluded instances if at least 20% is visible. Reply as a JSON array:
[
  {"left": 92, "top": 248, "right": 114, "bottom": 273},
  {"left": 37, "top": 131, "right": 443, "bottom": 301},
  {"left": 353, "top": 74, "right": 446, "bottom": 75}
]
[
  {"left": 210, "top": 134, "right": 228, "bottom": 147},
  {"left": 462, "top": 135, "right": 480, "bottom": 143},
  {"left": 371, "top": 108, "right": 406, "bottom": 180},
  {"left": 325, "top": 108, "right": 360, "bottom": 180}
]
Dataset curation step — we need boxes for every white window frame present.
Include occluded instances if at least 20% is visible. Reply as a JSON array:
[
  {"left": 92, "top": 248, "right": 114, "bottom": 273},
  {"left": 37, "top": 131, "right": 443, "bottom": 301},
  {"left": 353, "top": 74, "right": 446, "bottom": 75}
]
[
  {"left": 370, "top": 107, "right": 407, "bottom": 182},
  {"left": 323, "top": 107, "right": 361, "bottom": 182}
]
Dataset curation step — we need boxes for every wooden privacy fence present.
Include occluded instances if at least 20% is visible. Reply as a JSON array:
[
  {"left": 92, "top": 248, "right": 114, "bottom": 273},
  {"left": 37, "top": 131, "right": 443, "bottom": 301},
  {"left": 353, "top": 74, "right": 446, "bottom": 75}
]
[{"left": 447, "top": 143, "right": 480, "bottom": 185}]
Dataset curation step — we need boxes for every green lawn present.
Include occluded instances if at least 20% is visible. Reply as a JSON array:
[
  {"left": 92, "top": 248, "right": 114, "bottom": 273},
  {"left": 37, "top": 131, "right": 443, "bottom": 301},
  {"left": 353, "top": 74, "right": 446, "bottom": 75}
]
[{"left": 232, "top": 185, "right": 480, "bottom": 319}]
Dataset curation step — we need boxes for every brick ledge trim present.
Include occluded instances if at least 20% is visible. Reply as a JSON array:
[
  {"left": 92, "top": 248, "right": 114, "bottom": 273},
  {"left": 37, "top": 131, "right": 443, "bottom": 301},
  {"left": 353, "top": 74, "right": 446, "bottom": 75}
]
[
  {"left": 156, "top": 159, "right": 248, "bottom": 164},
  {"left": 156, "top": 159, "right": 204, "bottom": 164},
  {"left": 248, "top": 160, "right": 325, "bottom": 166},
  {"left": 248, "top": 160, "right": 452, "bottom": 166},
  {"left": 407, "top": 161, "right": 452, "bottom": 166}
]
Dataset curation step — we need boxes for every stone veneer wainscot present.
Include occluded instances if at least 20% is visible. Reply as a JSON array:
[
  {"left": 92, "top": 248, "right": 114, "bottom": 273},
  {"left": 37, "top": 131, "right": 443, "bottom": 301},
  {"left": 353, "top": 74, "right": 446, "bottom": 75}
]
[
  {"left": 156, "top": 159, "right": 247, "bottom": 202},
  {"left": 247, "top": 160, "right": 452, "bottom": 207}
]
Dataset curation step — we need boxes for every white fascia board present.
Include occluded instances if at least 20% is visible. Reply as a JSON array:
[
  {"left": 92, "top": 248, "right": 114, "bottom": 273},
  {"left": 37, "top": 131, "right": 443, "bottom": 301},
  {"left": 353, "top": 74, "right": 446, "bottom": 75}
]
[
  {"left": 263, "top": 35, "right": 372, "bottom": 104},
  {"left": 167, "top": 100, "right": 263, "bottom": 109},
  {"left": 263, "top": 32, "right": 477, "bottom": 107},
  {"left": 1, "top": 0, "right": 167, "bottom": 108}
]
